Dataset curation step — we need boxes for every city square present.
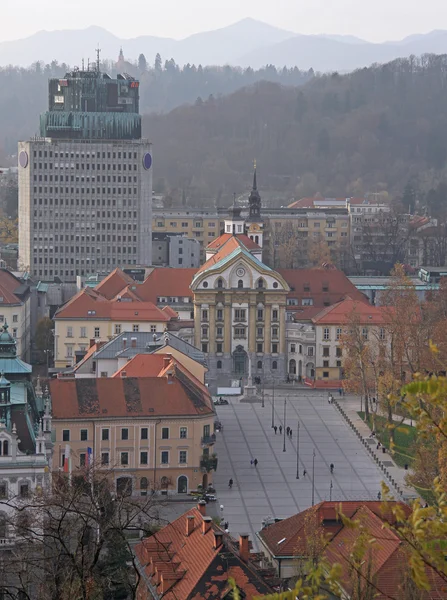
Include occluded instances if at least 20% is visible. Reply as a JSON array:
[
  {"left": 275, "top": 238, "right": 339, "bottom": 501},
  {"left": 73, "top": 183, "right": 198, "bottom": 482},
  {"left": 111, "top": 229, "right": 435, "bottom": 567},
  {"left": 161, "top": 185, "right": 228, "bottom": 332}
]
[{"left": 213, "top": 389, "right": 387, "bottom": 547}]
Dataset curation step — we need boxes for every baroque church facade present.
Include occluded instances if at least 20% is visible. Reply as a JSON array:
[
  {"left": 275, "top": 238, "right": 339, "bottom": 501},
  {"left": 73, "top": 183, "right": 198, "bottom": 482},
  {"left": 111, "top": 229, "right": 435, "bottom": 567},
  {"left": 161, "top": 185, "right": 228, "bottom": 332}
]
[{"left": 192, "top": 170, "right": 289, "bottom": 387}]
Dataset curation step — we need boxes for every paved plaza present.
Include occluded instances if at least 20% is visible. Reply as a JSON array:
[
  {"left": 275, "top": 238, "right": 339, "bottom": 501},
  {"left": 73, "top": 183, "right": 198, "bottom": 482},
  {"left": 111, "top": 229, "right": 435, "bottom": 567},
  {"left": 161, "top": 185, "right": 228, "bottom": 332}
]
[{"left": 212, "top": 390, "right": 387, "bottom": 548}]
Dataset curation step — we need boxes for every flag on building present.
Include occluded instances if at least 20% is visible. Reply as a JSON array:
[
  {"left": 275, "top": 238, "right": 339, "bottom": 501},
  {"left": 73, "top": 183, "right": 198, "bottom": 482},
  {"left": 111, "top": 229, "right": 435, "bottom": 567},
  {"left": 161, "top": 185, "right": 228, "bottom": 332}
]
[
  {"left": 87, "top": 447, "right": 93, "bottom": 465},
  {"left": 63, "top": 444, "right": 71, "bottom": 474}
]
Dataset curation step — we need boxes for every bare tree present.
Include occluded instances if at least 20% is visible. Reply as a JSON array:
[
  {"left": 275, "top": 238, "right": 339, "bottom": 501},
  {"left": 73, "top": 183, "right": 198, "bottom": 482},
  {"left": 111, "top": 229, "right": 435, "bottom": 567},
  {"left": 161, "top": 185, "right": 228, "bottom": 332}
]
[{"left": 0, "top": 465, "right": 165, "bottom": 599}]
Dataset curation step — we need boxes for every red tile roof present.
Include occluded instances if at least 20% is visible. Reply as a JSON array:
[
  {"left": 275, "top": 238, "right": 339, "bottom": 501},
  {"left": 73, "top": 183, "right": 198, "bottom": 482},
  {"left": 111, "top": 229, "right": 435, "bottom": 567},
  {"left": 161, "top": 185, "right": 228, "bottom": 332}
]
[
  {"left": 258, "top": 501, "right": 410, "bottom": 558},
  {"left": 94, "top": 268, "right": 134, "bottom": 300},
  {"left": 161, "top": 305, "right": 179, "bottom": 319},
  {"left": 135, "top": 506, "right": 273, "bottom": 600},
  {"left": 0, "top": 269, "right": 27, "bottom": 305},
  {"left": 111, "top": 354, "right": 170, "bottom": 378},
  {"left": 312, "top": 297, "right": 389, "bottom": 325},
  {"left": 206, "top": 233, "right": 260, "bottom": 251},
  {"left": 55, "top": 287, "right": 170, "bottom": 322},
  {"left": 136, "top": 268, "right": 198, "bottom": 303},
  {"left": 50, "top": 375, "right": 214, "bottom": 419},
  {"left": 279, "top": 268, "right": 367, "bottom": 307}
]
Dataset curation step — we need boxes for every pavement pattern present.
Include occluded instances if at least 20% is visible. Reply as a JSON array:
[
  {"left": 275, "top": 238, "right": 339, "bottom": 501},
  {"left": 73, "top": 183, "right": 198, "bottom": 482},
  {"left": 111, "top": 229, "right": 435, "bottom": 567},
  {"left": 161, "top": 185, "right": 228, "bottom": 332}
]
[{"left": 212, "top": 391, "right": 387, "bottom": 548}]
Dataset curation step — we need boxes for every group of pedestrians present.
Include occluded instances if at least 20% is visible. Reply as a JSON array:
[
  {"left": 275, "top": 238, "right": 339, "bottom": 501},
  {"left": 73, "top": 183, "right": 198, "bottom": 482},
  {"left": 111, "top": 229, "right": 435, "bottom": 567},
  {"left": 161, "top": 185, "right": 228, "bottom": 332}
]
[
  {"left": 272, "top": 425, "right": 293, "bottom": 438},
  {"left": 250, "top": 458, "right": 259, "bottom": 467}
]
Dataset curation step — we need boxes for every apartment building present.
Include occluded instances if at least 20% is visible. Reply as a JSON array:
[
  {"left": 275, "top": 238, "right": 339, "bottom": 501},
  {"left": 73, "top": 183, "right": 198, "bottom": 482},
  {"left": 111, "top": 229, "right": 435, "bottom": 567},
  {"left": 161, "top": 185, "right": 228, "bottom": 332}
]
[
  {"left": 18, "top": 67, "right": 152, "bottom": 282},
  {"left": 50, "top": 357, "right": 215, "bottom": 495}
]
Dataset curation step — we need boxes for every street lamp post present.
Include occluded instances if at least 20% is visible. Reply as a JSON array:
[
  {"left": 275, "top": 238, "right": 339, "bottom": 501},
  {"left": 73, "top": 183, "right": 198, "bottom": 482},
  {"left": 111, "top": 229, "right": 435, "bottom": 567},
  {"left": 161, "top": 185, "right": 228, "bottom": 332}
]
[
  {"left": 329, "top": 479, "right": 333, "bottom": 501},
  {"left": 283, "top": 399, "right": 287, "bottom": 452},
  {"left": 271, "top": 379, "right": 275, "bottom": 428},
  {"left": 311, "top": 448, "right": 316, "bottom": 506},
  {"left": 261, "top": 373, "right": 265, "bottom": 408},
  {"left": 296, "top": 420, "right": 300, "bottom": 479}
]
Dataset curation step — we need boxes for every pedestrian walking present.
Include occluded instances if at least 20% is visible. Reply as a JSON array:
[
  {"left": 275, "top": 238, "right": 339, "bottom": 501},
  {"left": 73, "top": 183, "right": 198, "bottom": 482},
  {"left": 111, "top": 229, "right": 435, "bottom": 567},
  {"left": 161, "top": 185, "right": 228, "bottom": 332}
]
[
  {"left": 286, "top": 426, "right": 290, "bottom": 436},
  {"left": 254, "top": 458, "right": 258, "bottom": 467},
  {"left": 224, "top": 521, "right": 229, "bottom": 530},
  {"left": 228, "top": 478, "right": 233, "bottom": 489},
  {"left": 330, "top": 463, "right": 334, "bottom": 474},
  {"left": 339, "top": 387, "right": 342, "bottom": 397},
  {"left": 274, "top": 425, "right": 277, "bottom": 435},
  {"left": 250, "top": 459, "right": 254, "bottom": 466},
  {"left": 279, "top": 425, "right": 282, "bottom": 435},
  {"left": 289, "top": 429, "right": 292, "bottom": 439},
  {"left": 303, "top": 469, "right": 307, "bottom": 477},
  {"left": 377, "top": 492, "right": 381, "bottom": 500}
]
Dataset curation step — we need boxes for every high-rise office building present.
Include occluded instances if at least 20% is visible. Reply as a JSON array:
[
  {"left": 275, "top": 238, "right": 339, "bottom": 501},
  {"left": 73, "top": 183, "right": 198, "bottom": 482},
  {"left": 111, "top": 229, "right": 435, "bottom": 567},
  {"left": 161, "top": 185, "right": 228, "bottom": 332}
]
[{"left": 18, "top": 65, "right": 152, "bottom": 281}]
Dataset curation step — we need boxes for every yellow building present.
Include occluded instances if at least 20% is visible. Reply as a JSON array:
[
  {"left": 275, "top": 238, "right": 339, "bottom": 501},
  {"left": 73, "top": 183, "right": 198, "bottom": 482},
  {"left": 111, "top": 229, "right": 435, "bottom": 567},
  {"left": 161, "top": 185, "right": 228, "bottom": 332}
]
[
  {"left": 53, "top": 269, "right": 174, "bottom": 369},
  {"left": 50, "top": 357, "right": 216, "bottom": 495}
]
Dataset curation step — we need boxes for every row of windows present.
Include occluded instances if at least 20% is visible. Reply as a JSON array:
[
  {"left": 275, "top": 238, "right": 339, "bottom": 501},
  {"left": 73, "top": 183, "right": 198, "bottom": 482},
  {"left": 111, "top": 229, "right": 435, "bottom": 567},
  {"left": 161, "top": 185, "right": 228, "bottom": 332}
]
[
  {"left": 34, "top": 150, "right": 140, "bottom": 160},
  {"left": 34, "top": 174, "right": 139, "bottom": 183},
  {"left": 34, "top": 248, "right": 137, "bottom": 263},
  {"left": 33, "top": 186, "right": 139, "bottom": 195},
  {"left": 35, "top": 262, "right": 138, "bottom": 279},
  {"left": 0, "top": 481, "right": 29, "bottom": 499},
  {"left": 201, "top": 308, "right": 280, "bottom": 322},
  {"left": 155, "top": 221, "right": 224, "bottom": 229},
  {"left": 33, "top": 197, "right": 136, "bottom": 206},
  {"left": 215, "top": 359, "right": 279, "bottom": 370},
  {"left": 322, "top": 327, "right": 386, "bottom": 341},
  {"left": 61, "top": 425, "right": 195, "bottom": 442},
  {"left": 203, "top": 325, "right": 279, "bottom": 339},
  {"left": 33, "top": 222, "right": 138, "bottom": 233},
  {"left": 33, "top": 235, "right": 138, "bottom": 245},
  {"left": 34, "top": 162, "right": 139, "bottom": 172},
  {"left": 202, "top": 342, "right": 280, "bottom": 354},
  {"left": 86, "top": 450, "right": 188, "bottom": 467}
]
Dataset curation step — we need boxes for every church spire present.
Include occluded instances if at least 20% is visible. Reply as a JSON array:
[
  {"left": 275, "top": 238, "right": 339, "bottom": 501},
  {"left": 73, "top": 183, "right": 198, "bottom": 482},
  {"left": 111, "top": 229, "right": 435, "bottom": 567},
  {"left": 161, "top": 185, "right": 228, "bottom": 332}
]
[{"left": 252, "top": 159, "right": 257, "bottom": 191}]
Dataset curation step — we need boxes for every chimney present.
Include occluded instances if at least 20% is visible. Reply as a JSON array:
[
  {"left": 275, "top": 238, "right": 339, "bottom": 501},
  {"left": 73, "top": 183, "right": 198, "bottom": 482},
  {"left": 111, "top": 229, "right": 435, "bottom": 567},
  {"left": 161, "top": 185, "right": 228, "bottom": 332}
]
[
  {"left": 120, "top": 371, "right": 127, "bottom": 378},
  {"left": 186, "top": 515, "right": 194, "bottom": 536},
  {"left": 89, "top": 338, "right": 96, "bottom": 348},
  {"left": 213, "top": 531, "right": 223, "bottom": 549},
  {"left": 239, "top": 534, "right": 249, "bottom": 562},
  {"left": 197, "top": 500, "right": 206, "bottom": 516},
  {"left": 202, "top": 516, "right": 212, "bottom": 535}
]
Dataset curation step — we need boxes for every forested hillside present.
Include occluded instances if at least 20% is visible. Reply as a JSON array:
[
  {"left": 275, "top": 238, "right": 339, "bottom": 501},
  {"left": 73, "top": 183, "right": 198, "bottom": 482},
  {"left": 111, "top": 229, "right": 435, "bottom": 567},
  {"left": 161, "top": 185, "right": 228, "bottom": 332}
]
[
  {"left": 0, "top": 58, "right": 312, "bottom": 157},
  {"left": 143, "top": 54, "right": 447, "bottom": 207}
]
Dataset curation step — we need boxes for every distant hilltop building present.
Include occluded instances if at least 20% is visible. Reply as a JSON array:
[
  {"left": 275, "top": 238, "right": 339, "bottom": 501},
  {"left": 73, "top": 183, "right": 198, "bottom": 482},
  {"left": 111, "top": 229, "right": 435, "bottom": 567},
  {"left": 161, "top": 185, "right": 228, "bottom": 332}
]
[{"left": 18, "top": 57, "right": 153, "bottom": 282}]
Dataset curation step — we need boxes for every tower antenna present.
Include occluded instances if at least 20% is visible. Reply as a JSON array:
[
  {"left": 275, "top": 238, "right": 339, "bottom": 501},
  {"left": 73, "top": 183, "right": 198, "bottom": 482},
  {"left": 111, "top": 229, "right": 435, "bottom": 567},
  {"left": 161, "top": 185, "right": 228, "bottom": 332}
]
[{"left": 96, "top": 45, "right": 101, "bottom": 72}]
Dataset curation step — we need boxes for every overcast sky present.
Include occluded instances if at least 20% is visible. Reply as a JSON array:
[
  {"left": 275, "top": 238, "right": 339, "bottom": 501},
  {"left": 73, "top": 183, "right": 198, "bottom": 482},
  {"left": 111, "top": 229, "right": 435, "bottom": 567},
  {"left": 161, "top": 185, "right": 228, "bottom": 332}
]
[{"left": 0, "top": 0, "right": 445, "bottom": 42}]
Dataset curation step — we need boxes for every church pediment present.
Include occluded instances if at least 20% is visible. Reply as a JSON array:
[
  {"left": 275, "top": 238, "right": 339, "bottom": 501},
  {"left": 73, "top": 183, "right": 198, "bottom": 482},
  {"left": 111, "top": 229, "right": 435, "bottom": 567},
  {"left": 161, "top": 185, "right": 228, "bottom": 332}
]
[{"left": 191, "top": 246, "right": 289, "bottom": 292}]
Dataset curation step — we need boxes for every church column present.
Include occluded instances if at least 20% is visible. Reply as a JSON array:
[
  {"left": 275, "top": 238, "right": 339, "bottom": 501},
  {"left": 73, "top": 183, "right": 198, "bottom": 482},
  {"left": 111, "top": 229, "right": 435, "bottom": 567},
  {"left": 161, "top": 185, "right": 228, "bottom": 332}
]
[
  {"left": 224, "top": 297, "right": 232, "bottom": 354},
  {"left": 209, "top": 301, "right": 216, "bottom": 354},
  {"left": 248, "top": 295, "right": 256, "bottom": 355},
  {"left": 193, "top": 300, "right": 201, "bottom": 348},
  {"left": 264, "top": 301, "right": 271, "bottom": 355},
  {"left": 279, "top": 305, "right": 286, "bottom": 354}
]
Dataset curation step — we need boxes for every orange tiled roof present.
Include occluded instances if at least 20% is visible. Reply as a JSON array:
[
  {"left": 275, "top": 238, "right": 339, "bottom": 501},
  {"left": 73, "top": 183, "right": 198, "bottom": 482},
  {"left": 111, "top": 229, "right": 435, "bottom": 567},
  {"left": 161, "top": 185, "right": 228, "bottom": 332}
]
[
  {"left": 206, "top": 233, "right": 260, "bottom": 251},
  {"left": 135, "top": 506, "right": 273, "bottom": 600},
  {"left": 94, "top": 268, "right": 135, "bottom": 300},
  {"left": 50, "top": 376, "right": 214, "bottom": 419},
  {"left": 258, "top": 501, "right": 410, "bottom": 558},
  {"left": 55, "top": 286, "right": 170, "bottom": 322},
  {"left": 112, "top": 354, "right": 170, "bottom": 378},
  {"left": 311, "top": 297, "right": 389, "bottom": 325},
  {"left": 279, "top": 268, "right": 367, "bottom": 306},
  {"left": 162, "top": 305, "right": 179, "bottom": 319},
  {"left": 0, "top": 269, "right": 27, "bottom": 305},
  {"left": 136, "top": 268, "right": 198, "bottom": 303}
]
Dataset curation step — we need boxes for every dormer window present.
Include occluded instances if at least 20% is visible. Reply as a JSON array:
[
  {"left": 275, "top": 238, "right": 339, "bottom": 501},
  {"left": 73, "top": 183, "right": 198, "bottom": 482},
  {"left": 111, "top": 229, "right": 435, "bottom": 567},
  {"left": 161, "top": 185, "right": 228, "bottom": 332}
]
[
  {"left": 217, "top": 278, "right": 223, "bottom": 288},
  {"left": 257, "top": 279, "right": 264, "bottom": 289}
]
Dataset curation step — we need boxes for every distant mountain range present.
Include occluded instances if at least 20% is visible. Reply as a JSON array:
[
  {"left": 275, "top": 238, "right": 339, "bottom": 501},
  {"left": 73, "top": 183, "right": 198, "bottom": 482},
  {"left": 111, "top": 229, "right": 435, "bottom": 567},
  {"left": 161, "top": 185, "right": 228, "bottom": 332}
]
[{"left": 2, "top": 19, "right": 447, "bottom": 72}]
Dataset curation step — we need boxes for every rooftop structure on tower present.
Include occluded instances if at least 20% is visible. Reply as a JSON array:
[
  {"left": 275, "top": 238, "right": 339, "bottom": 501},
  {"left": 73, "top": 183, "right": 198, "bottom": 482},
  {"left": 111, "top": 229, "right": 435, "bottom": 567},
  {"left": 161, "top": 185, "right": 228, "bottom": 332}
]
[{"left": 40, "top": 59, "right": 141, "bottom": 140}]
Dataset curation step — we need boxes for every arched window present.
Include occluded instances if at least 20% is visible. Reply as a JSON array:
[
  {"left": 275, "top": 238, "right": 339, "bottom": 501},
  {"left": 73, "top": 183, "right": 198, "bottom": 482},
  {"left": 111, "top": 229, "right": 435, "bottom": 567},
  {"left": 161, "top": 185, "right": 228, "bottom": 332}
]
[
  {"left": 202, "top": 281, "right": 208, "bottom": 288},
  {"left": 299, "top": 344, "right": 302, "bottom": 354},
  {"left": 140, "top": 477, "right": 148, "bottom": 489},
  {"left": 238, "top": 280, "right": 243, "bottom": 288},
  {"left": 255, "top": 235, "right": 259, "bottom": 244},
  {"left": 217, "top": 278, "right": 223, "bottom": 288},
  {"left": 273, "top": 282, "right": 278, "bottom": 289},
  {"left": 272, "top": 361, "right": 278, "bottom": 370},
  {"left": 289, "top": 359, "right": 297, "bottom": 375},
  {"left": 177, "top": 475, "right": 188, "bottom": 494},
  {"left": 257, "top": 361, "right": 262, "bottom": 369},
  {"left": 257, "top": 278, "right": 264, "bottom": 289},
  {"left": 2, "top": 440, "right": 8, "bottom": 456},
  {"left": 217, "top": 360, "right": 222, "bottom": 369}
]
